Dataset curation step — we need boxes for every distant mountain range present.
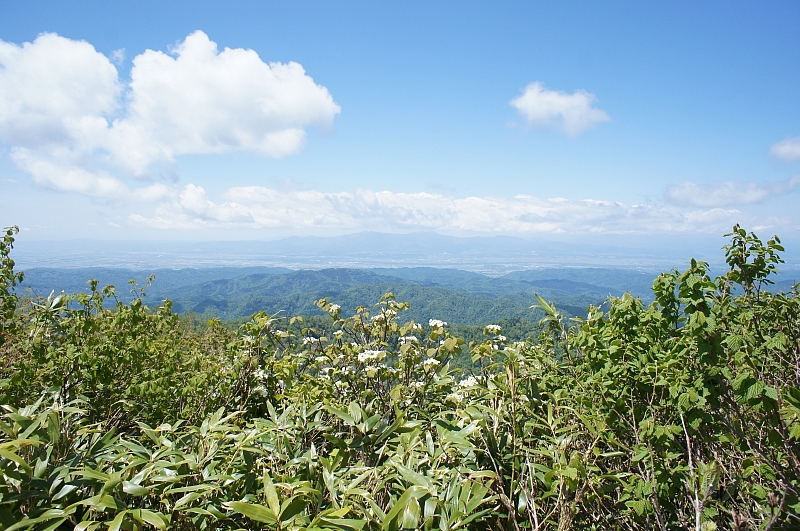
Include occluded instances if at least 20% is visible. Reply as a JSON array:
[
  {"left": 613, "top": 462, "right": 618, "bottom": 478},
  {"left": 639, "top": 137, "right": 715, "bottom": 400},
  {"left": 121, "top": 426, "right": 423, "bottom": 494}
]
[
  {"left": 16, "top": 265, "right": 677, "bottom": 325},
  {"left": 13, "top": 231, "right": 799, "bottom": 325}
]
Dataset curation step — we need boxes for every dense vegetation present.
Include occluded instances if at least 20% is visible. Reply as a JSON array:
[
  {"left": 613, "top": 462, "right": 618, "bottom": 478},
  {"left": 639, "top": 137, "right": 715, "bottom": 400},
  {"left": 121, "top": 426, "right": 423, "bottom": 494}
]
[{"left": 1, "top": 225, "right": 799, "bottom": 530}]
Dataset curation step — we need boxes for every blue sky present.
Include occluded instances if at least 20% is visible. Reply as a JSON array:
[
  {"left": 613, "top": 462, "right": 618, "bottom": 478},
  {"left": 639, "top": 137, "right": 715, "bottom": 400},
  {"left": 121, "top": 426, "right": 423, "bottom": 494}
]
[{"left": 1, "top": 1, "right": 799, "bottom": 244}]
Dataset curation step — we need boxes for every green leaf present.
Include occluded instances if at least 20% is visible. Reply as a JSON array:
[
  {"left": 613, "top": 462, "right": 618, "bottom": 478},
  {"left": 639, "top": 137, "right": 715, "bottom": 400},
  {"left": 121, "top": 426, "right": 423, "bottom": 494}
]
[
  {"left": 325, "top": 405, "right": 356, "bottom": 426},
  {"left": 229, "top": 502, "right": 277, "bottom": 524},
  {"left": 745, "top": 381, "right": 764, "bottom": 402},
  {"left": 122, "top": 481, "right": 149, "bottom": 496},
  {"left": 400, "top": 496, "right": 420, "bottom": 529},
  {"left": 0, "top": 448, "right": 32, "bottom": 475},
  {"left": 263, "top": 471, "right": 281, "bottom": 518},
  {"left": 381, "top": 486, "right": 427, "bottom": 530},
  {"left": 280, "top": 498, "right": 307, "bottom": 522},
  {"left": 107, "top": 511, "right": 127, "bottom": 531},
  {"left": 134, "top": 509, "right": 168, "bottom": 530},
  {"left": 318, "top": 518, "right": 367, "bottom": 530}
]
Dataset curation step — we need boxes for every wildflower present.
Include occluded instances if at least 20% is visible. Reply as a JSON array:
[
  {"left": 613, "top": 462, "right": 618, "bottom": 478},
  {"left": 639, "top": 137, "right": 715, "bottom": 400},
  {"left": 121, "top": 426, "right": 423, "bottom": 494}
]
[
  {"left": 328, "top": 304, "right": 341, "bottom": 313},
  {"left": 333, "top": 330, "right": 344, "bottom": 338},
  {"left": 422, "top": 358, "right": 440, "bottom": 368},
  {"left": 484, "top": 324, "right": 502, "bottom": 334},
  {"left": 357, "top": 350, "right": 384, "bottom": 363},
  {"left": 315, "top": 356, "right": 327, "bottom": 363},
  {"left": 429, "top": 319, "right": 447, "bottom": 328},
  {"left": 446, "top": 392, "right": 464, "bottom": 403},
  {"left": 399, "top": 336, "right": 418, "bottom": 344},
  {"left": 459, "top": 376, "right": 478, "bottom": 388}
]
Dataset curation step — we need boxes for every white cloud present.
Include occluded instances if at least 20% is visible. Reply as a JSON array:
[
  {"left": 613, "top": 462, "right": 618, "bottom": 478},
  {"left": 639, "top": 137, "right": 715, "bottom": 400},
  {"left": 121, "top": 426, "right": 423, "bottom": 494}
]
[
  {"left": 0, "top": 31, "right": 340, "bottom": 194},
  {"left": 770, "top": 137, "right": 800, "bottom": 162},
  {"left": 110, "top": 49, "right": 125, "bottom": 65},
  {"left": 108, "top": 31, "right": 340, "bottom": 175},
  {"left": 510, "top": 82, "right": 610, "bottom": 136},
  {"left": 664, "top": 177, "right": 800, "bottom": 207},
  {"left": 131, "top": 185, "right": 750, "bottom": 235},
  {"left": 10, "top": 147, "right": 174, "bottom": 201},
  {"left": 0, "top": 33, "right": 120, "bottom": 149}
]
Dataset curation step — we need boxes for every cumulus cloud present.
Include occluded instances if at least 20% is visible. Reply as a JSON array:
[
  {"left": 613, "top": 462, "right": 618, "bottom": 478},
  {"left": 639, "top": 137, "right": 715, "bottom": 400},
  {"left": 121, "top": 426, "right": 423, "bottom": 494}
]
[
  {"left": 130, "top": 185, "right": 747, "bottom": 235},
  {"left": 0, "top": 31, "right": 340, "bottom": 194},
  {"left": 664, "top": 177, "right": 800, "bottom": 207},
  {"left": 770, "top": 137, "right": 800, "bottom": 162},
  {"left": 0, "top": 33, "right": 121, "bottom": 149},
  {"left": 10, "top": 147, "right": 173, "bottom": 201},
  {"left": 510, "top": 82, "right": 610, "bottom": 136}
]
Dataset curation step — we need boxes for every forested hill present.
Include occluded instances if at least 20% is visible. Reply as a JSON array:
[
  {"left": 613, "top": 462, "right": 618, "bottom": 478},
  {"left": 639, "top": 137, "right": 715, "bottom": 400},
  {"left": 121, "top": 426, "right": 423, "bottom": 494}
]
[{"left": 19, "top": 265, "right": 660, "bottom": 324}]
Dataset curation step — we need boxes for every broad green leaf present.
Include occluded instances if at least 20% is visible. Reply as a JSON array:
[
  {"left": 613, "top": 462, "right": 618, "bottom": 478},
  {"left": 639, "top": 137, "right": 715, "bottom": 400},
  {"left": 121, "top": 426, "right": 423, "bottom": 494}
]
[
  {"left": 381, "top": 486, "right": 427, "bottom": 530},
  {"left": 229, "top": 502, "right": 277, "bottom": 524}
]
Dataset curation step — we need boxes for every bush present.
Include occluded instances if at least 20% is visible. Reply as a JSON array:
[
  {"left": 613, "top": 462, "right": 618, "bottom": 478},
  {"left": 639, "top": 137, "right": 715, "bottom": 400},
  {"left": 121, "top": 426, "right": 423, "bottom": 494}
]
[{"left": 0, "top": 225, "right": 798, "bottom": 530}]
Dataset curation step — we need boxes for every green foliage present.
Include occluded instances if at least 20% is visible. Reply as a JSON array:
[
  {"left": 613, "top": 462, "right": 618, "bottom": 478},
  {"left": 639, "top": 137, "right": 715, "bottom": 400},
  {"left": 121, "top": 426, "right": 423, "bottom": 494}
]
[
  {"left": 1, "top": 226, "right": 800, "bottom": 529},
  {"left": 1, "top": 227, "right": 24, "bottom": 349}
]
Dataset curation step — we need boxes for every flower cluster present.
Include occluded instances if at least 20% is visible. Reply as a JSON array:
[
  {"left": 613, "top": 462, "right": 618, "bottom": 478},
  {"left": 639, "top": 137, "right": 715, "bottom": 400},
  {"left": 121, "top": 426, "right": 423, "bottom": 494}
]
[
  {"left": 484, "top": 324, "right": 502, "bottom": 335},
  {"left": 371, "top": 309, "right": 397, "bottom": 323},
  {"left": 422, "top": 358, "right": 440, "bottom": 369},
  {"left": 429, "top": 319, "right": 447, "bottom": 328},
  {"left": 459, "top": 376, "right": 479, "bottom": 388},
  {"left": 357, "top": 350, "right": 385, "bottom": 363}
]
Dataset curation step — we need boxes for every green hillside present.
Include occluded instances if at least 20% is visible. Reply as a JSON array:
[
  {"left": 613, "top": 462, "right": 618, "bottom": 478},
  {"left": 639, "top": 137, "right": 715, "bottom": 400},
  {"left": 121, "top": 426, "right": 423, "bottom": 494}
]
[{"left": 20, "top": 265, "right": 633, "bottom": 325}]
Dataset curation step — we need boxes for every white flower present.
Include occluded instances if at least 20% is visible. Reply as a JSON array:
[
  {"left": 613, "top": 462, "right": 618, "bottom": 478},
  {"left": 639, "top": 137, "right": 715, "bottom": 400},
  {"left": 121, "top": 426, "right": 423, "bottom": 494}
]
[
  {"left": 429, "top": 319, "right": 447, "bottom": 328},
  {"left": 422, "top": 358, "right": 440, "bottom": 368},
  {"left": 303, "top": 337, "right": 319, "bottom": 346},
  {"left": 357, "top": 350, "right": 384, "bottom": 363},
  {"left": 412, "top": 381, "right": 425, "bottom": 388},
  {"left": 333, "top": 330, "right": 344, "bottom": 337},
  {"left": 484, "top": 324, "right": 502, "bottom": 334},
  {"left": 315, "top": 356, "right": 327, "bottom": 363},
  {"left": 446, "top": 392, "right": 464, "bottom": 403},
  {"left": 399, "top": 336, "right": 418, "bottom": 344},
  {"left": 459, "top": 376, "right": 478, "bottom": 388},
  {"left": 497, "top": 335, "right": 507, "bottom": 342}
]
